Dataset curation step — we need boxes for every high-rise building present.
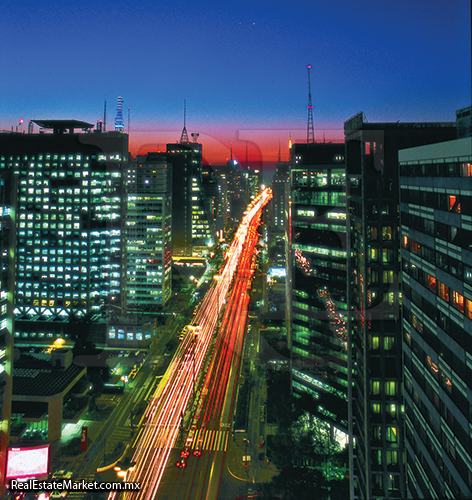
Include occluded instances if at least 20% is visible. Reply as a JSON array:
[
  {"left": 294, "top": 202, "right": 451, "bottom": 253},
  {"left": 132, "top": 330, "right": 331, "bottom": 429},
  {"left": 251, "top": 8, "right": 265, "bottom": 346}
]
[
  {"left": 126, "top": 153, "right": 172, "bottom": 309},
  {"left": 289, "top": 142, "right": 348, "bottom": 431},
  {"left": 270, "top": 162, "right": 290, "bottom": 232},
  {"left": 0, "top": 170, "right": 16, "bottom": 496},
  {"left": 166, "top": 141, "right": 216, "bottom": 256},
  {"left": 344, "top": 112, "right": 457, "bottom": 500},
  {"left": 399, "top": 136, "right": 472, "bottom": 499},
  {"left": 0, "top": 120, "right": 128, "bottom": 336}
]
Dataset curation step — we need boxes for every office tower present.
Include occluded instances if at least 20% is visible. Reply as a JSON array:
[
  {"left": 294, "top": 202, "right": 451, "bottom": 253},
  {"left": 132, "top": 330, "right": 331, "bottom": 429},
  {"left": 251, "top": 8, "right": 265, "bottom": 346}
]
[
  {"left": 270, "top": 162, "right": 290, "bottom": 232},
  {"left": 0, "top": 120, "right": 128, "bottom": 337},
  {"left": 126, "top": 153, "right": 172, "bottom": 309},
  {"left": 166, "top": 141, "right": 216, "bottom": 257},
  {"left": 289, "top": 142, "right": 348, "bottom": 430},
  {"left": 344, "top": 112, "right": 456, "bottom": 500},
  {"left": 399, "top": 135, "right": 472, "bottom": 498},
  {"left": 0, "top": 170, "right": 16, "bottom": 496},
  {"left": 215, "top": 170, "right": 229, "bottom": 235}
]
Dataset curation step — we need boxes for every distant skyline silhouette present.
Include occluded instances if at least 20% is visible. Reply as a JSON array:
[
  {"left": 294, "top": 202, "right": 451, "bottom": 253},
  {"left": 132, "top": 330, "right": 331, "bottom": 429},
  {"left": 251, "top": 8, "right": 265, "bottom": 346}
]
[{"left": 2, "top": 0, "right": 470, "bottom": 165}]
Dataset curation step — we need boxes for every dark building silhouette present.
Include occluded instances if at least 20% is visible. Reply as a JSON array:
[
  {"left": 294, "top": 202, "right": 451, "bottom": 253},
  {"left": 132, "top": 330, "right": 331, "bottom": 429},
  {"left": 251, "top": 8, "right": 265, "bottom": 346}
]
[
  {"left": 289, "top": 143, "right": 348, "bottom": 433},
  {"left": 166, "top": 142, "right": 216, "bottom": 257},
  {"left": 344, "top": 112, "right": 457, "bottom": 500}
]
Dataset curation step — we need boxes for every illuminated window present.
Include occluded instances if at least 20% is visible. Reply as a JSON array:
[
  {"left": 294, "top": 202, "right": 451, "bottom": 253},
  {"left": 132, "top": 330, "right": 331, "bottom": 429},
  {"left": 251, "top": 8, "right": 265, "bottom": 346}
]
[
  {"left": 369, "top": 336, "right": 380, "bottom": 349},
  {"left": 402, "top": 235, "right": 408, "bottom": 248},
  {"left": 466, "top": 299, "right": 472, "bottom": 320},
  {"left": 427, "top": 274, "right": 437, "bottom": 293},
  {"left": 448, "top": 195, "right": 461, "bottom": 213},
  {"left": 452, "top": 290, "right": 464, "bottom": 313},
  {"left": 411, "top": 240, "right": 421, "bottom": 255},
  {"left": 386, "top": 427, "right": 398, "bottom": 443},
  {"left": 384, "top": 337, "right": 395, "bottom": 350},
  {"left": 383, "top": 270, "right": 394, "bottom": 283},
  {"left": 386, "top": 451, "right": 398, "bottom": 465},
  {"left": 370, "top": 248, "right": 378, "bottom": 261},
  {"left": 382, "top": 226, "right": 392, "bottom": 240},
  {"left": 385, "top": 381, "right": 396, "bottom": 396},
  {"left": 372, "top": 381, "right": 381, "bottom": 395},
  {"left": 438, "top": 281, "right": 450, "bottom": 302}
]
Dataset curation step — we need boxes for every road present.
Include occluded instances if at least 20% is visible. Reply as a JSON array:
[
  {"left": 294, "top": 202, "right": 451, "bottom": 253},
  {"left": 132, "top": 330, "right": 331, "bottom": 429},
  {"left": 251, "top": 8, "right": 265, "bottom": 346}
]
[{"left": 117, "top": 188, "right": 272, "bottom": 500}]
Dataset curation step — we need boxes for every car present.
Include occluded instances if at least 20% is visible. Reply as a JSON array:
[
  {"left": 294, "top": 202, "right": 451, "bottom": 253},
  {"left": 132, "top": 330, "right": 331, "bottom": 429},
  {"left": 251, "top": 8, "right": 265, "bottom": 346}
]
[
  {"left": 193, "top": 439, "right": 203, "bottom": 456},
  {"left": 180, "top": 446, "right": 190, "bottom": 458},
  {"left": 50, "top": 491, "right": 67, "bottom": 499},
  {"left": 52, "top": 471, "right": 73, "bottom": 480},
  {"left": 176, "top": 457, "right": 187, "bottom": 468}
]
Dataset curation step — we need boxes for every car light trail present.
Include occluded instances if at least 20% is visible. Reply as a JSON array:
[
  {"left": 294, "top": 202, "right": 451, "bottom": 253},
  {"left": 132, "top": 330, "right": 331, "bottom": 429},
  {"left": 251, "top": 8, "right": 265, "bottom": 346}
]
[{"left": 118, "top": 188, "right": 272, "bottom": 500}]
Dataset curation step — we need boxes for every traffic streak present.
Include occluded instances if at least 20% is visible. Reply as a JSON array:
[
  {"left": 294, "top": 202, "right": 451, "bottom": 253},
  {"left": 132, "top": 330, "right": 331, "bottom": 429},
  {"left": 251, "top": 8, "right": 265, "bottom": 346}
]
[{"left": 115, "top": 188, "right": 272, "bottom": 500}]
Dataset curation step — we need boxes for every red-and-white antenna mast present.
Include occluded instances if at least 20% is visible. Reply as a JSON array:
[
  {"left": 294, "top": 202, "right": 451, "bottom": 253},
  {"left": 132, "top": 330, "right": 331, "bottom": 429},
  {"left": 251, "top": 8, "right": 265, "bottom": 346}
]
[{"left": 306, "top": 65, "right": 315, "bottom": 144}]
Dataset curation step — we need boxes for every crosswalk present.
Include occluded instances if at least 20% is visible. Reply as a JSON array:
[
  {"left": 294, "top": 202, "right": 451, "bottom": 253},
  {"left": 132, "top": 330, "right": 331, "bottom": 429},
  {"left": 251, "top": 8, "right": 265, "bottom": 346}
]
[{"left": 190, "top": 428, "right": 228, "bottom": 452}]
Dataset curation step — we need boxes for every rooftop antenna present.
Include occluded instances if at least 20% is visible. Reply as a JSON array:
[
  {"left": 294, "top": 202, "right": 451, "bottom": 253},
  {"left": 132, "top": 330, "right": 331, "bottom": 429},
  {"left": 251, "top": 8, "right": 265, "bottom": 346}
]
[
  {"left": 103, "top": 99, "right": 107, "bottom": 132},
  {"left": 306, "top": 65, "right": 315, "bottom": 144},
  {"left": 128, "top": 106, "right": 130, "bottom": 135},
  {"left": 278, "top": 139, "right": 281, "bottom": 163},
  {"left": 180, "top": 100, "right": 189, "bottom": 143},
  {"left": 114, "top": 96, "right": 124, "bottom": 131},
  {"left": 230, "top": 143, "right": 233, "bottom": 163},
  {"left": 245, "top": 140, "right": 249, "bottom": 170}
]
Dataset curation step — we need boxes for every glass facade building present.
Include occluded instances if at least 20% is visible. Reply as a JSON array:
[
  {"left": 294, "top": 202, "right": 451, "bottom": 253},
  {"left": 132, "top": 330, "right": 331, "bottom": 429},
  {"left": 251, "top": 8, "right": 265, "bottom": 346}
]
[
  {"left": 0, "top": 123, "right": 128, "bottom": 324},
  {"left": 290, "top": 143, "right": 348, "bottom": 430}
]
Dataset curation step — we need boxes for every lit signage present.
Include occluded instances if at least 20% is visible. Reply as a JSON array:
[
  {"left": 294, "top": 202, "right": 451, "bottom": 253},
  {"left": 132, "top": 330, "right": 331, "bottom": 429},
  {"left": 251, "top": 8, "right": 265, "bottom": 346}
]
[{"left": 6, "top": 445, "right": 49, "bottom": 479}]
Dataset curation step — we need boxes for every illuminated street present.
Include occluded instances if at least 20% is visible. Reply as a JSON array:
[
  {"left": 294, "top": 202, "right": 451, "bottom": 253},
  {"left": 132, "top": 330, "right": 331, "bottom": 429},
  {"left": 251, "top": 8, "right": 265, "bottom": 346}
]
[{"left": 114, "top": 188, "right": 272, "bottom": 499}]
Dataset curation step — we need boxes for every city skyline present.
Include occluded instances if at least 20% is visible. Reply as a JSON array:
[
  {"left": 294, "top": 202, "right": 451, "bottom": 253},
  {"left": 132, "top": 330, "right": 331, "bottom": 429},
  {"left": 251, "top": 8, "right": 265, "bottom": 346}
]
[{"left": 1, "top": 0, "right": 470, "bottom": 166}]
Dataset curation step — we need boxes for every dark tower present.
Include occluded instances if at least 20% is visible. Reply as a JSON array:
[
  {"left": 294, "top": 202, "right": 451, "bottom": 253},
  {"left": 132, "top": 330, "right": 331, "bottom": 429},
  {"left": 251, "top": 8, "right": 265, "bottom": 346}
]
[
  {"left": 307, "top": 65, "right": 315, "bottom": 144},
  {"left": 180, "top": 100, "right": 189, "bottom": 144}
]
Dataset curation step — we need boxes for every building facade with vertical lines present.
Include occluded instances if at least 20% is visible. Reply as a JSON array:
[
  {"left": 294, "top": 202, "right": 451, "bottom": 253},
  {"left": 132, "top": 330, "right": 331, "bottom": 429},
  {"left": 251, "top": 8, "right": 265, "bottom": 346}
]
[
  {"left": 399, "top": 135, "right": 472, "bottom": 499},
  {"left": 344, "top": 112, "right": 456, "bottom": 500}
]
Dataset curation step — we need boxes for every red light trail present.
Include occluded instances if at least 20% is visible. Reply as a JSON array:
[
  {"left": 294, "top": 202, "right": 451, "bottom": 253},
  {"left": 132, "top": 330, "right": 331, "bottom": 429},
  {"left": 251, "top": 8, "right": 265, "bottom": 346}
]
[{"left": 113, "top": 188, "right": 272, "bottom": 499}]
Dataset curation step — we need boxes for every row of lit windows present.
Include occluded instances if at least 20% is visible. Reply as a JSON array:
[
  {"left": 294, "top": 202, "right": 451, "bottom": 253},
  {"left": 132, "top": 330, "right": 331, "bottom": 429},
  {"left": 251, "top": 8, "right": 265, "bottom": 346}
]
[{"left": 404, "top": 263, "right": 472, "bottom": 319}]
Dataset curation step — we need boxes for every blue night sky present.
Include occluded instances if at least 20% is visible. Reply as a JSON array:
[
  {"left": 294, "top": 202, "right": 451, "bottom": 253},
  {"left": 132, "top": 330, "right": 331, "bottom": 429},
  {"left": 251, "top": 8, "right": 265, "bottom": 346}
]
[{"left": 1, "top": 0, "right": 470, "bottom": 166}]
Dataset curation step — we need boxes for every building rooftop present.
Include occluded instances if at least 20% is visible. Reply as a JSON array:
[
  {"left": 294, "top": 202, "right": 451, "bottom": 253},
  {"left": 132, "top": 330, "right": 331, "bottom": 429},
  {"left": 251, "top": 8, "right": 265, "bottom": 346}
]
[
  {"left": 31, "top": 119, "right": 94, "bottom": 134},
  {"left": 13, "top": 354, "right": 85, "bottom": 397}
]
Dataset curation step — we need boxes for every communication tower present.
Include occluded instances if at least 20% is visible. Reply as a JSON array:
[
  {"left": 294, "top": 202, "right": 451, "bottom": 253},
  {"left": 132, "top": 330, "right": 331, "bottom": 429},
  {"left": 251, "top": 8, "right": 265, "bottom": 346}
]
[
  {"left": 180, "top": 100, "right": 189, "bottom": 143},
  {"left": 306, "top": 65, "right": 315, "bottom": 144}
]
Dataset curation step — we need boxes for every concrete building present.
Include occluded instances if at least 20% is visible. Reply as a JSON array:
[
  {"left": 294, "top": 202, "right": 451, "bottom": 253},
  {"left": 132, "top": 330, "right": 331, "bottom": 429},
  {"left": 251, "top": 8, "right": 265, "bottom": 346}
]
[
  {"left": 399, "top": 136, "right": 472, "bottom": 498},
  {"left": 344, "top": 112, "right": 457, "bottom": 500},
  {"left": 11, "top": 349, "right": 86, "bottom": 442}
]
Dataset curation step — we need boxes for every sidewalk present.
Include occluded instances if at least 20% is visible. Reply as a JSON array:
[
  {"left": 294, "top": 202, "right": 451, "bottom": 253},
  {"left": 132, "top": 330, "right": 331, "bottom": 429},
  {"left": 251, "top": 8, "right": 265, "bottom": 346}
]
[{"left": 225, "top": 432, "right": 278, "bottom": 484}]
